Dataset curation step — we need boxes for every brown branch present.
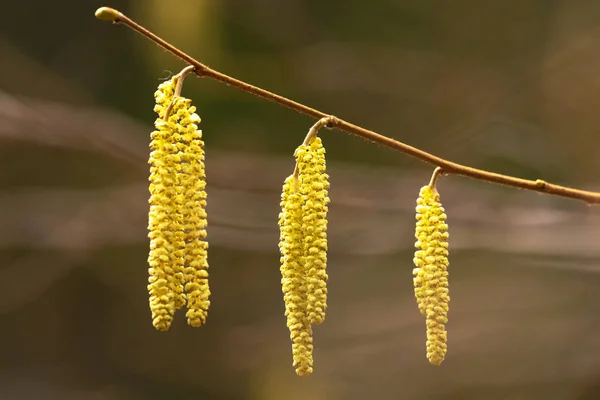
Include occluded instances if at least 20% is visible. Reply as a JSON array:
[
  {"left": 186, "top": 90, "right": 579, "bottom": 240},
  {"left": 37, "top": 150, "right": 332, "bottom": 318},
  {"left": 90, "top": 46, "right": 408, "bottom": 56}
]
[{"left": 94, "top": 7, "right": 600, "bottom": 204}]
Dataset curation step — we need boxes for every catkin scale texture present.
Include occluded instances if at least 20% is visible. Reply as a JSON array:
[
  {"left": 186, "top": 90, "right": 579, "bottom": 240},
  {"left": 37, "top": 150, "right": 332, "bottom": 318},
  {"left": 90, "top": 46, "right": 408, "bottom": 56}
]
[
  {"left": 413, "top": 185, "right": 449, "bottom": 365},
  {"left": 147, "top": 77, "right": 210, "bottom": 331},
  {"left": 279, "top": 175, "right": 314, "bottom": 376},
  {"left": 296, "top": 138, "right": 330, "bottom": 326},
  {"left": 148, "top": 78, "right": 185, "bottom": 331},
  {"left": 277, "top": 135, "right": 331, "bottom": 375},
  {"left": 176, "top": 100, "right": 211, "bottom": 327}
]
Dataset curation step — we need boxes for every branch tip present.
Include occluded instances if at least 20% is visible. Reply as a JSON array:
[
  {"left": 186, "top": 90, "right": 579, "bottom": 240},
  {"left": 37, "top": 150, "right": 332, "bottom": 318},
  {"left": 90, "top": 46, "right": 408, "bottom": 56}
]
[{"left": 95, "top": 7, "right": 120, "bottom": 22}]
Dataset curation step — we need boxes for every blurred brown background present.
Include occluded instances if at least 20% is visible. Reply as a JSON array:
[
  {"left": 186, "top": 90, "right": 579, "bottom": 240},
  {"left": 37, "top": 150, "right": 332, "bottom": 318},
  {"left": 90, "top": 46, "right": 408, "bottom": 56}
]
[{"left": 2, "top": 0, "right": 600, "bottom": 399}]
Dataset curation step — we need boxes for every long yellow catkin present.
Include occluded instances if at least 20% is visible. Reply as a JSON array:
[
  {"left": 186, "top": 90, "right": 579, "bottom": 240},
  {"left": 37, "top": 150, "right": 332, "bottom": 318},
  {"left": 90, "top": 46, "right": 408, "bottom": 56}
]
[
  {"left": 413, "top": 185, "right": 450, "bottom": 365},
  {"left": 147, "top": 77, "right": 186, "bottom": 331},
  {"left": 278, "top": 175, "right": 314, "bottom": 376},
  {"left": 296, "top": 138, "right": 330, "bottom": 326},
  {"left": 413, "top": 191, "right": 429, "bottom": 317},
  {"left": 175, "top": 98, "right": 211, "bottom": 327}
]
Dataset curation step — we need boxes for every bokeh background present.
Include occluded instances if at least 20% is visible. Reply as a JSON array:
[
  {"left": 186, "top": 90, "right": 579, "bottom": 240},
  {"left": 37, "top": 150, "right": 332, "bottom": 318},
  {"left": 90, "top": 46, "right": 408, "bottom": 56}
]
[{"left": 2, "top": 0, "right": 600, "bottom": 399}]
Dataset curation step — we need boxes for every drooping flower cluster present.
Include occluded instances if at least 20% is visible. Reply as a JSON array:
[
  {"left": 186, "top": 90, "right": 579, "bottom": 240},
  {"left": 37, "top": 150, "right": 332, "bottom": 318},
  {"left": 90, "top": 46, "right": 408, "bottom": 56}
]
[
  {"left": 413, "top": 184, "right": 450, "bottom": 365},
  {"left": 279, "top": 175, "right": 314, "bottom": 376},
  {"left": 297, "top": 137, "right": 329, "bottom": 326},
  {"left": 147, "top": 76, "right": 210, "bottom": 331},
  {"left": 278, "top": 136, "right": 330, "bottom": 376},
  {"left": 144, "top": 71, "right": 450, "bottom": 373}
]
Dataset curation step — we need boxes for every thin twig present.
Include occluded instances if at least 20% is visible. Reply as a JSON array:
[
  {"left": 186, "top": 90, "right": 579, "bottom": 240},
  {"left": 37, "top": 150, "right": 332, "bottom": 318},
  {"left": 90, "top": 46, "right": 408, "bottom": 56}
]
[{"left": 94, "top": 7, "right": 600, "bottom": 204}]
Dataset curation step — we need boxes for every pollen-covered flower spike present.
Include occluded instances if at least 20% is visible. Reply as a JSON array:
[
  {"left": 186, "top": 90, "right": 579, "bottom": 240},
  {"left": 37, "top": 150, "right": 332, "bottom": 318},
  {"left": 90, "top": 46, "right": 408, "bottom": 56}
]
[
  {"left": 147, "top": 76, "right": 186, "bottom": 331},
  {"left": 296, "top": 137, "right": 330, "bottom": 326},
  {"left": 413, "top": 168, "right": 450, "bottom": 365},
  {"left": 175, "top": 97, "right": 211, "bottom": 328},
  {"left": 147, "top": 66, "right": 210, "bottom": 331},
  {"left": 279, "top": 175, "right": 314, "bottom": 376}
]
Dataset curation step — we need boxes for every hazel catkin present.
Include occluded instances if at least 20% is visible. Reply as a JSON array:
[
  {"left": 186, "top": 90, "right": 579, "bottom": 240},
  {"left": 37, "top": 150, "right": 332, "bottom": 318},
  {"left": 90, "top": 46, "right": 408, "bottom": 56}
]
[
  {"left": 279, "top": 175, "right": 314, "bottom": 376},
  {"left": 147, "top": 77, "right": 186, "bottom": 331},
  {"left": 296, "top": 137, "right": 330, "bottom": 326},
  {"left": 147, "top": 76, "right": 211, "bottom": 331},
  {"left": 413, "top": 185, "right": 450, "bottom": 365},
  {"left": 175, "top": 98, "right": 211, "bottom": 328}
]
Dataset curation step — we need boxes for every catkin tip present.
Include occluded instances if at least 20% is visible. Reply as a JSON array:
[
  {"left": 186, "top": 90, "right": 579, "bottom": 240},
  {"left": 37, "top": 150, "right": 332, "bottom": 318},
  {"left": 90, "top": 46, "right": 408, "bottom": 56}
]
[
  {"left": 296, "top": 367, "right": 313, "bottom": 376},
  {"left": 152, "top": 318, "right": 173, "bottom": 332},
  {"left": 95, "top": 7, "right": 120, "bottom": 21}
]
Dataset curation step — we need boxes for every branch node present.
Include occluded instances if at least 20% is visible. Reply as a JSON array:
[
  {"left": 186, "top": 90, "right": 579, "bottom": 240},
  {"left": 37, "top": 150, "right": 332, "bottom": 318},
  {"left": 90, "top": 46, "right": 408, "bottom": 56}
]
[
  {"left": 303, "top": 116, "right": 336, "bottom": 146},
  {"left": 535, "top": 179, "right": 548, "bottom": 189},
  {"left": 325, "top": 115, "right": 340, "bottom": 128}
]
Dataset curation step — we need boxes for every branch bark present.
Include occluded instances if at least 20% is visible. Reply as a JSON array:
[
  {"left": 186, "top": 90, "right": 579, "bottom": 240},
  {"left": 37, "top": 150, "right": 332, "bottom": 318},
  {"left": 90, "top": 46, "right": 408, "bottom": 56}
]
[{"left": 94, "top": 7, "right": 600, "bottom": 204}]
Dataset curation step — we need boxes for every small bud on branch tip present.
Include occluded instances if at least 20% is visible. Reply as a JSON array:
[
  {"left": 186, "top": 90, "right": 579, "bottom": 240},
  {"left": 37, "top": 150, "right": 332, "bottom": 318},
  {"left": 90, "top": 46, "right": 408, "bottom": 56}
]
[{"left": 94, "top": 7, "right": 120, "bottom": 22}]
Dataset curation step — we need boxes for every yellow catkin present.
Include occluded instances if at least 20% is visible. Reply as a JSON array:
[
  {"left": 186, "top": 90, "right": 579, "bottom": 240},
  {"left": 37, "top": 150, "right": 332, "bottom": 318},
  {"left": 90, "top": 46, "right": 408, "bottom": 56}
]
[
  {"left": 157, "top": 79, "right": 187, "bottom": 311},
  {"left": 147, "top": 77, "right": 186, "bottom": 330},
  {"left": 296, "top": 138, "right": 330, "bottom": 326},
  {"left": 413, "top": 185, "right": 450, "bottom": 365},
  {"left": 175, "top": 98, "right": 211, "bottom": 327},
  {"left": 413, "top": 190, "right": 430, "bottom": 316},
  {"left": 278, "top": 175, "right": 314, "bottom": 376}
]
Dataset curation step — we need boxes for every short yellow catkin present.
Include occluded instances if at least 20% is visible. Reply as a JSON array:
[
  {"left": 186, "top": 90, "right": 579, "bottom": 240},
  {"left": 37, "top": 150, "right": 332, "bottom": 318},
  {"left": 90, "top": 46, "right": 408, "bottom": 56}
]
[
  {"left": 413, "top": 185, "right": 450, "bottom": 365},
  {"left": 278, "top": 175, "right": 314, "bottom": 376},
  {"left": 175, "top": 98, "right": 211, "bottom": 328},
  {"left": 147, "top": 77, "right": 186, "bottom": 331},
  {"left": 296, "top": 138, "right": 330, "bottom": 326}
]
